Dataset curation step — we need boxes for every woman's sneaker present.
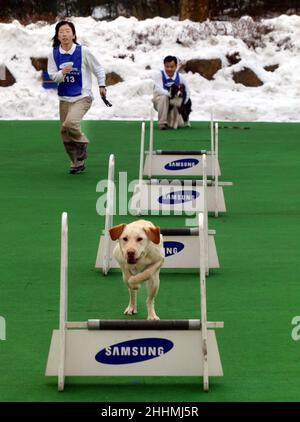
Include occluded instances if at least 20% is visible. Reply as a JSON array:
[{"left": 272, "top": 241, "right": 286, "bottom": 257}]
[{"left": 69, "top": 164, "right": 85, "bottom": 175}]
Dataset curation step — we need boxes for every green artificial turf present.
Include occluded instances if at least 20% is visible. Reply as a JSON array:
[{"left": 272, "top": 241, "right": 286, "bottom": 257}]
[{"left": 0, "top": 120, "right": 300, "bottom": 402}]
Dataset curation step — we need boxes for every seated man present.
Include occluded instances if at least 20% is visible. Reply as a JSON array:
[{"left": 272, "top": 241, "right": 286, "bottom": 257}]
[{"left": 152, "top": 55, "right": 192, "bottom": 130}]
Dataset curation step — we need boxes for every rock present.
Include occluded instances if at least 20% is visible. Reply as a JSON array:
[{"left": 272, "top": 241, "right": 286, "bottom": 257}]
[
  {"left": 0, "top": 65, "right": 16, "bottom": 87},
  {"left": 106, "top": 72, "right": 123, "bottom": 86},
  {"left": 179, "top": 59, "right": 222, "bottom": 80},
  {"left": 31, "top": 57, "right": 48, "bottom": 71},
  {"left": 114, "top": 53, "right": 135, "bottom": 62},
  {"left": 264, "top": 64, "right": 279, "bottom": 72},
  {"left": 145, "top": 65, "right": 151, "bottom": 70},
  {"left": 232, "top": 67, "right": 263, "bottom": 87}
]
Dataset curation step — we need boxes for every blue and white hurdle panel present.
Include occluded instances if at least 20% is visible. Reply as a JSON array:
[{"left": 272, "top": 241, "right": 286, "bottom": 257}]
[
  {"left": 143, "top": 109, "right": 221, "bottom": 178},
  {"left": 46, "top": 212, "right": 224, "bottom": 392},
  {"left": 129, "top": 122, "right": 232, "bottom": 217},
  {"left": 95, "top": 155, "right": 219, "bottom": 275}
]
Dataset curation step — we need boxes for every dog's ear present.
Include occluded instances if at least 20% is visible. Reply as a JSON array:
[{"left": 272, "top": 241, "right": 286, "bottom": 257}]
[
  {"left": 144, "top": 226, "right": 161, "bottom": 245},
  {"left": 170, "top": 83, "right": 178, "bottom": 98},
  {"left": 109, "top": 224, "right": 126, "bottom": 240}
]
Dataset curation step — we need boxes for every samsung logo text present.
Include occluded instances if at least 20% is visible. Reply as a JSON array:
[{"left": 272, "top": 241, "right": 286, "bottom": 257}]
[
  {"left": 158, "top": 190, "right": 200, "bottom": 205},
  {"left": 165, "top": 158, "right": 199, "bottom": 171},
  {"left": 95, "top": 338, "right": 173, "bottom": 364},
  {"left": 164, "top": 241, "right": 184, "bottom": 257}
]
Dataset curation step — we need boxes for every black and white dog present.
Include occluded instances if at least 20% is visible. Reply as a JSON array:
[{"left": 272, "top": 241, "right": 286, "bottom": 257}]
[{"left": 168, "top": 83, "right": 192, "bottom": 129}]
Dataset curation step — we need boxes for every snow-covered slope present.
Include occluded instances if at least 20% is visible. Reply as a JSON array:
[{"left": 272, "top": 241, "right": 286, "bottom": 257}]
[{"left": 0, "top": 15, "right": 300, "bottom": 121}]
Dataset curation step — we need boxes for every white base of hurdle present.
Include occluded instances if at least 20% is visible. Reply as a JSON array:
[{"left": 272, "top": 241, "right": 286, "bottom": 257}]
[
  {"left": 143, "top": 152, "right": 221, "bottom": 178},
  {"left": 46, "top": 328, "right": 223, "bottom": 377},
  {"left": 46, "top": 212, "right": 224, "bottom": 392},
  {"left": 129, "top": 181, "right": 226, "bottom": 214}
]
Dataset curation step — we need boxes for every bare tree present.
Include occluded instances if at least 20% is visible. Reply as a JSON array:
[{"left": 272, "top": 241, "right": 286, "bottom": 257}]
[{"left": 179, "top": 0, "right": 209, "bottom": 22}]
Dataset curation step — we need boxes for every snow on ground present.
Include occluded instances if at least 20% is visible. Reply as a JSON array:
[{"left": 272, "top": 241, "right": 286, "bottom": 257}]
[{"left": 0, "top": 15, "right": 300, "bottom": 121}]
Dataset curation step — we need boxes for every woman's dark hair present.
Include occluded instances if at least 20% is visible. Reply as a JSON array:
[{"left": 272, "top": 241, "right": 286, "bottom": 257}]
[
  {"left": 52, "top": 21, "right": 77, "bottom": 48},
  {"left": 163, "top": 55, "right": 178, "bottom": 65}
]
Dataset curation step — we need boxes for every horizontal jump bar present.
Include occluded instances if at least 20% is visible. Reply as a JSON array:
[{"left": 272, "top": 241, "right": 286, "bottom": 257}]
[
  {"left": 152, "top": 150, "right": 209, "bottom": 155},
  {"left": 88, "top": 320, "right": 200, "bottom": 330},
  {"left": 146, "top": 179, "right": 233, "bottom": 187},
  {"left": 160, "top": 228, "right": 216, "bottom": 236},
  {"left": 101, "top": 229, "right": 216, "bottom": 236},
  {"left": 66, "top": 320, "right": 224, "bottom": 330}
]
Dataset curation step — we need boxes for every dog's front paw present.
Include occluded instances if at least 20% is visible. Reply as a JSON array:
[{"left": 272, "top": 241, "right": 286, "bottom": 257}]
[
  {"left": 147, "top": 312, "right": 160, "bottom": 321},
  {"left": 124, "top": 305, "right": 137, "bottom": 315}
]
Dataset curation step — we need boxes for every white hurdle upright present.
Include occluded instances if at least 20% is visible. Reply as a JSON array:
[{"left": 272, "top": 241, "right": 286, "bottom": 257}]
[
  {"left": 130, "top": 122, "right": 229, "bottom": 215},
  {"left": 58, "top": 212, "right": 68, "bottom": 391},
  {"left": 143, "top": 108, "right": 221, "bottom": 178},
  {"left": 46, "top": 212, "right": 224, "bottom": 392},
  {"left": 95, "top": 154, "right": 219, "bottom": 275},
  {"left": 102, "top": 154, "right": 115, "bottom": 275}
]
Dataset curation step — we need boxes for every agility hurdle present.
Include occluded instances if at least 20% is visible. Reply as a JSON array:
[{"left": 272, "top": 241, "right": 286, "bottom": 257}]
[
  {"left": 95, "top": 154, "right": 219, "bottom": 275},
  {"left": 143, "top": 109, "right": 221, "bottom": 178},
  {"left": 130, "top": 122, "right": 230, "bottom": 216},
  {"left": 46, "top": 212, "right": 224, "bottom": 392}
]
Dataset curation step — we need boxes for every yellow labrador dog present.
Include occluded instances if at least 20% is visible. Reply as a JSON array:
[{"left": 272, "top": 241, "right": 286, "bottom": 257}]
[{"left": 109, "top": 220, "right": 164, "bottom": 320}]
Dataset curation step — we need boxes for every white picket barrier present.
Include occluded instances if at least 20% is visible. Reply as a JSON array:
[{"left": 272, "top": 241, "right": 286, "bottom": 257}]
[
  {"left": 130, "top": 122, "right": 230, "bottom": 216},
  {"left": 95, "top": 154, "right": 219, "bottom": 275},
  {"left": 143, "top": 109, "right": 221, "bottom": 178},
  {"left": 46, "top": 212, "right": 224, "bottom": 392}
]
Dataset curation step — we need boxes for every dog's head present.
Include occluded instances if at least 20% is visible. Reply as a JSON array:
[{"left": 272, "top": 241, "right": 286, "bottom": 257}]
[
  {"left": 170, "top": 83, "right": 186, "bottom": 99},
  {"left": 109, "top": 220, "right": 161, "bottom": 265}
]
